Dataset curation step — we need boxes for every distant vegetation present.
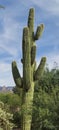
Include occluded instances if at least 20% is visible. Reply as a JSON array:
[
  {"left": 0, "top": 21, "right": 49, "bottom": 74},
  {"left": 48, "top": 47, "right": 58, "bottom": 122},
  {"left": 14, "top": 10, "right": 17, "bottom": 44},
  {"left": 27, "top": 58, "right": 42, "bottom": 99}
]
[{"left": 31, "top": 65, "right": 59, "bottom": 130}]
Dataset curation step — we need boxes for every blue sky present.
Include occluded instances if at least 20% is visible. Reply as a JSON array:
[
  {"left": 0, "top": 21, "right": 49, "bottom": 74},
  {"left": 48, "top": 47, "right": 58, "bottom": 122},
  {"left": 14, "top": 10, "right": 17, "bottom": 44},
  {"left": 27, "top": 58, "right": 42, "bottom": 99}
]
[{"left": 0, "top": 0, "right": 59, "bottom": 86}]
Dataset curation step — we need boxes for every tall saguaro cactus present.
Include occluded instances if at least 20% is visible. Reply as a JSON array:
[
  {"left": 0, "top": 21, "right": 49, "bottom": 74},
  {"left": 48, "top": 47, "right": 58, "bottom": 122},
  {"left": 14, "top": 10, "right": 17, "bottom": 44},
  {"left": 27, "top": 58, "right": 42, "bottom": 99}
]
[{"left": 12, "top": 8, "right": 46, "bottom": 130}]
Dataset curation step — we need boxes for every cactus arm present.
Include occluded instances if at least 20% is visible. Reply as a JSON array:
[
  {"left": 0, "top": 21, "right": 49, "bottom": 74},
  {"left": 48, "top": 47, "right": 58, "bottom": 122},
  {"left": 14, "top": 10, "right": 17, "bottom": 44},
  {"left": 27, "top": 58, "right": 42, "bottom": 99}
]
[
  {"left": 34, "top": 57, "right": 46, "bottom": 80},
  {"left": 34, "top": 24, "right": 44, "bottom": 40},
  {"left": 12, "top": 61, "right": 22, "bottom": 87},
  {"left": 28, "top": 8, "right": 34, "bottom": 47},
  {"left": 22, "top": 27, "right": 31, "bottom": 91},
  {"left": 31, "top": 45, "right": 36, "bottom": 65},
  {"left": 28, "top": 8, "right": 34, "bottom": 33}
]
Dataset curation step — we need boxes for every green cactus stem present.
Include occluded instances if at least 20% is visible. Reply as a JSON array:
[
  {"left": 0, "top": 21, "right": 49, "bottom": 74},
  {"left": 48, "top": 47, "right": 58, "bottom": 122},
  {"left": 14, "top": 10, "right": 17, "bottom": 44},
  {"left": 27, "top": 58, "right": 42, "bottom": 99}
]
[
  {"left": 31, "top": 45, "right": 36, "bottom": 65},
  {"left": 12, "top": 8, "right": 46, "bottom": 130},
  {"left": 12, "top": 61, "right": 22, "bottom": 87},
  {"left": 34, "top": 24, "right": 44, "bottom": 40},
  {"left": 22, "top": 27, "right": 31, "bottom": 91},
  {"left": 28, "top": 8, "right": 34, "bottom": 33},
  {"left": 34, "top": 57, "right": 46, "bottom": 80}
]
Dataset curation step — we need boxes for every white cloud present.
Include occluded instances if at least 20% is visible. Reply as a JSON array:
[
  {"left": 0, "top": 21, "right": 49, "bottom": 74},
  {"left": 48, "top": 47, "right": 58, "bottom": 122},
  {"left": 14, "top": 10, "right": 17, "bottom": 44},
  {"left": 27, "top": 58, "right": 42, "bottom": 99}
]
[
  {"left": 31, "top": 0, "right": 59, "bottom": 16},
  {"left": 0, "top": 60, "right": 22, "bottom": 86},
  {"left": 47, "top": 53, "right": 59, "bottom": 69},
  {"left": 0, "top": 62, "right": 10, "bottom": 73},
  {"left": 0, "top": 0, "right": 59, "bottom": 86},
  {"left": 36, "top": 52, "right": 59, "bottom": 70},
  {"left": 0, "top": 2, "right": 24, "bottom": 86},
  {"left": 0, "top": 16, "right": 23, "bottom": 57},
  {"left": 0, "top": 43, "right": 18, "bottom": 57},
  {"left": 0, "top": 62, "right": 14, "bottom": 86}
]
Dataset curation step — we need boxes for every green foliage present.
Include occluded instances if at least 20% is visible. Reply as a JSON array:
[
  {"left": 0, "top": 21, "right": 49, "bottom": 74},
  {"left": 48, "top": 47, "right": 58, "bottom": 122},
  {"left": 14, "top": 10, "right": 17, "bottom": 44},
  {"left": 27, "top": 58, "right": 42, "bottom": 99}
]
[
  {"left": 13, "top": 111, "right": 21, "bottom": 128},
  {"left": 0, "top": 93, "right": 21, "bottom": 113},
  {"left": 0, "top": 128, "right": 3, "bottom": 130},
  {"left": 31, "top": 67, "right": 59, "bottom": 130},
  {"left": 0, "top": 67, "right": 59, "bottom": 130},
  {"left": 0, "top": 101, "right": 14, "bottom": 130}
]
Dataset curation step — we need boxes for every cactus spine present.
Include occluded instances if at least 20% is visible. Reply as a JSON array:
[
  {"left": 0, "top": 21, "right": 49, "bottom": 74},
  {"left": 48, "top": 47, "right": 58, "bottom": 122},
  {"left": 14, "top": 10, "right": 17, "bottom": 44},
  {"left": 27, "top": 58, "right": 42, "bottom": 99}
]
[{"left": 12, "top": 8, "right": 46, "bottom": 130}]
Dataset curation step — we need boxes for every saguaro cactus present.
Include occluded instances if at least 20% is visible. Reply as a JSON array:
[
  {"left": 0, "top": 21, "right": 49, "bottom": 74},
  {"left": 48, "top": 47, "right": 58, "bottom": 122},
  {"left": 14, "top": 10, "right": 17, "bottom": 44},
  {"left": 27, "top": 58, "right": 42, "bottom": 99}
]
[{"left": 12, "top": 8, "right": 46, "bottom": 130}]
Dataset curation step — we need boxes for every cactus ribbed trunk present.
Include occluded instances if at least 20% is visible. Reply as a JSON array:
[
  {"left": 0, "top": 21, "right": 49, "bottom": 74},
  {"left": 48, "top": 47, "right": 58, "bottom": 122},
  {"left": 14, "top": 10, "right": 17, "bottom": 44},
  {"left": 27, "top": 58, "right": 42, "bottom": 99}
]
[
  {"left": 22, "top": 82, "right": 34, "bottom": 130},
  {"left": 12, "top": 8, "right": 46, "bottom": 130}
]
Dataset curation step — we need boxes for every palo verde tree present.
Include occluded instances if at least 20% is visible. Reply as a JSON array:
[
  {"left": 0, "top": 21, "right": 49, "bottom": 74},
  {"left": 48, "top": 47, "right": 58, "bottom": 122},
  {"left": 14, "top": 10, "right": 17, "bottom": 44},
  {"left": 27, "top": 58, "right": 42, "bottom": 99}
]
[{"left": 12, "top": 8, "right": 46, "bottom": 130}]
